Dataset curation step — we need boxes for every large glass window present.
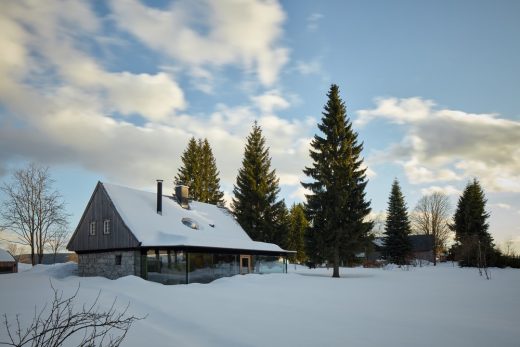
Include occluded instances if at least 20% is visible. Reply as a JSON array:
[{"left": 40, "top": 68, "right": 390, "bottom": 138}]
[
  {"left": 188, "top": 253, "right": 240, "bottom": 284},
  {"left": 145, "top": 250, "right": 187, "bottom": 285},
  {"left": 253, "top": 255, "right": 285, "bottom": 274},
  {"left": 214, "top": 254, "right": 239, "bottom": 279},
  {"left": 188, "top": 253, "right": 214, "bottom": 284}
]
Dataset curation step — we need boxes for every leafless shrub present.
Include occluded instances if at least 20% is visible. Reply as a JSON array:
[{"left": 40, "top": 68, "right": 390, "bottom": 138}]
[{"left": 1, "top": 283, "right": 145, "bottom": 347}]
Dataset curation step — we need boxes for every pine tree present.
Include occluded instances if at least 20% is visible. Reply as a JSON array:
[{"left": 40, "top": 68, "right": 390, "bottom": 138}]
[
  {"left": 232, "top": 122, "right": 287, "bottom": 244},
  {"left": 383, "top": 179, "right": 412, "bottom": 265},
  {"left": 176, "top": 137, "right": 224, "bottom": 204},
  {"left": 199, "top": 138, "right": 225, "bottom": 204},
  {"left": 303, "top": 84, "right": 372, "bottom": 277},
  {"left": 176, "top": 137, "right": 202, "bottom": 199},
  {"left": 451, "top": 179, "right": 494, "bottom": 267},
  {"left": 287, "top": 203, "right": 308, "bottom": 264}
]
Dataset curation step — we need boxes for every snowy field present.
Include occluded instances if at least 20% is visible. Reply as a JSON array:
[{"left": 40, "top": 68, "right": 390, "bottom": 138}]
[{"left": 1, "top": 262, "right": 519, "bottom": 347}]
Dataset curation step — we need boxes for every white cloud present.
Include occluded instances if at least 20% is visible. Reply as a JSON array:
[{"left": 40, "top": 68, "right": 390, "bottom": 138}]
[
  {"left": 491, "top": 203, "right": 511, "bottom": 210},
  {"left": 307, "top": 13, "right": 323, "bottom": 32},
  {"left": 295, "top": 59, "right": 322, "bottom": 75},
  {"left": 0, "top": 1, "right": 186, "bottom": 123},
  {"left": 290, "top": 186, "right": 311, "bottom": 201},
  {"left": 110, "top": 0, "right": 289, "bottom": 86},
  {"left": 420, "top": 185, "right": 461, "bottom": 196},
  {"left": 252, "top": 90, "right": 290, "bottom": 114},
  {"left": 356, "top": 97, "right": 434, "bottom": 127},
  {"left": 359, "top": 97, "right": 520, "bottom": 192}
]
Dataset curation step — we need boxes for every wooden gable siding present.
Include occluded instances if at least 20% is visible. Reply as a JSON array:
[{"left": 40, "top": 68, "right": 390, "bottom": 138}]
[{"left": 67, "top": 182, "right": 139, "bottom": 252}]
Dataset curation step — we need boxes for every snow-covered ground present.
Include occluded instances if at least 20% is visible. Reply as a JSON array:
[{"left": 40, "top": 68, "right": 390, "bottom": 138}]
[{"left": 1, "top": 263, "right": 519, "bottom": 347}]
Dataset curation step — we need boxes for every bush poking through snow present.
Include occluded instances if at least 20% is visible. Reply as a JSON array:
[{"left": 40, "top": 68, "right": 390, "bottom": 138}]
[{"left": 1, "top": 283, "right": 145, "bottom": 347}]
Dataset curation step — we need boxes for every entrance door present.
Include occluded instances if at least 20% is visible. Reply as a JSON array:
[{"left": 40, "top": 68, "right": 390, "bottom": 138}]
[{"left": 239, "top": 255, "right": 251, "bottom": 274}]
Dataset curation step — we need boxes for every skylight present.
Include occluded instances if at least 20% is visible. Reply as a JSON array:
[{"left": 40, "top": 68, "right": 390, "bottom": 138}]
[{"left": 181, "top": 217, "right": 199, "bottom": 230}]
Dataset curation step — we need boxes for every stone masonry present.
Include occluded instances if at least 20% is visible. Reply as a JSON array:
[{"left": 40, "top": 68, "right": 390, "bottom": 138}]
[{"left": 78, "top": 250, "right": 141, "bottom": 279}]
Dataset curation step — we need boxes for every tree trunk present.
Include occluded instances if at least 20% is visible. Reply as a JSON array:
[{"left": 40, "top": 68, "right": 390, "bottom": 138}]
[
  {"left": 30, "top": 233, "right": 36, "bottom": 266},
  {"left": 433, "top": 245, "right": 437, "bottom": 266},
  {"left": 38, "top": 252, "right": 44, "bottom": 264},
  {"left": 332, "top": 246, "right": 340, "bottom": 278}
]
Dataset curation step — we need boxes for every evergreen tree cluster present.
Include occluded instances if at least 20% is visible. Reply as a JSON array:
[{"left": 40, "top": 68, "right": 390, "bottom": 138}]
[
  {"left": 450, "top": 179, "right": 495, "bottom": 267},
  {"left": 176, "top": 137, "right": 224, "bottom": 205},
  {"left": 383, "top": 179, "right": 412, "bottom": 265},
  {"left": 232, "top": 122, "right": 289, "bottom": 245},
  {"left": 287, "top": 203, "right": 308, "bottom": 263},
  {"left": 302, "top": 84, "right": 372, "bottom": 277}
]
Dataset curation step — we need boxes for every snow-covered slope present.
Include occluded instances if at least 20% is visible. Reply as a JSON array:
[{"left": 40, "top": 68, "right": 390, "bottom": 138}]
[
  {"left": 103, "top": 183, "right": 284, "bottom": 252},
  {"left": 1, "top": 263, "right": 519, "bottom": 347}
]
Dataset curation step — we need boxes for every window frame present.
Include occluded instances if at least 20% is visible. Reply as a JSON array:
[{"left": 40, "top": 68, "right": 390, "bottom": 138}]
[
  {"left": 115, "top": 254, "right": 122, "bottom": 266},
  {"left": 103, "top": 219, "right": 111, "bottom": 235},
  {"left": 89, "top": 221, "right": 96, "bottom": 236}
]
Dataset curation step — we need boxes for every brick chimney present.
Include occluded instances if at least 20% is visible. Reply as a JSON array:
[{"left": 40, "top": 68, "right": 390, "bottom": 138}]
[{"left": 175, "top": 184, "right": 189, "bottom": 209}]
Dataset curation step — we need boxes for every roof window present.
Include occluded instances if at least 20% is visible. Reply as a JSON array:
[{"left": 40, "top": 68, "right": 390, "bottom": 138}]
[{"left": 181, "top": 217, "right": 199, "bottom": 230}]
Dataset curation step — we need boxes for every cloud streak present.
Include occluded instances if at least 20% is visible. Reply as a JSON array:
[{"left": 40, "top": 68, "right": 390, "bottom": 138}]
[{"left": 357, "top": 97, "right": 520, "bottom": 192}]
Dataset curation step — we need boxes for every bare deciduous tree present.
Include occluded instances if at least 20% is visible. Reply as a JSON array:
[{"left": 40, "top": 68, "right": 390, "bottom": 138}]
[
  {"left": 0, "top": 163, "right": 69, "bottom": 265},
  {"left": 6, "top": 243, "right": 19, "bottom": 260},
  {"left": 412, "top": 192, "right": 451, "bottom": 266},
  {"left": 46, "top": 226, "right": 71, "bottom": 264},
  {"left": 1, "top": 283, "right": 145, "bottom": 347}
]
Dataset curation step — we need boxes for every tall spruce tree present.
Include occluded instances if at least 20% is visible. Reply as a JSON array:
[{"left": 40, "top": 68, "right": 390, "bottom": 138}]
[
  {"left": 176, "top": 137, "right": 224, "bottom": 204},
  {"left": 451, "top": 179, "right": 494, "bottom": 267},
  {"left": 176, "top": 137, "right": 202, "bottom": 198},
  {"left": 199, "top": 138, "right": 225, "bottom": 204},
  {"left": 383, "top": 179, "right": 412, "bottom": 265},
  {"left": 232, "top": 122, "right": 287, "bottom": 244},
  {"left": 287, "top": 203, "right": 308, "bottom": 264},
  {"left": 303, "top": 84, "right": 372, "bottom": 277}
]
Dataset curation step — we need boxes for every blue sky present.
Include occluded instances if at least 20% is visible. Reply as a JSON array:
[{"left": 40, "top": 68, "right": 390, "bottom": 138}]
[{"left": 1, "top": 0, "right": 519, "bottom": 251}]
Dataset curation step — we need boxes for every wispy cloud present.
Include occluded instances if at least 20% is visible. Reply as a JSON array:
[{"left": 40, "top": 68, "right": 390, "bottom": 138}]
[
  {"left": 357, "top": 97, "right": 520, "bottom": 192},
  {"left": 110, "top": 0, "right": 289, "bottom": 86},
  {"left": 420, "top": 185, "right": 461, "bottom": 196},
  {"left": 307, "top": 13, "right": 323, "bottom": 32}
]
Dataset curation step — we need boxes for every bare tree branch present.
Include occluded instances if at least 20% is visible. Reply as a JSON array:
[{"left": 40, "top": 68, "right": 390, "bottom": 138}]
[{"left": 0, "top": 282, "right": 145, "bottom": 347}]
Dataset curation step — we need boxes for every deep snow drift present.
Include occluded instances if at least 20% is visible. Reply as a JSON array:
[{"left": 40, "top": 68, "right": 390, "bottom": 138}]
[{"left": 1, "top": 263, "right": 519, "bottom": 347}]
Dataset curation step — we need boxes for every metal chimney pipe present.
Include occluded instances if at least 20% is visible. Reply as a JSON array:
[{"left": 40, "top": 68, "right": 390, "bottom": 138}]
[{"left": 156, "top": 180, "right": 163, "bottom": 215}]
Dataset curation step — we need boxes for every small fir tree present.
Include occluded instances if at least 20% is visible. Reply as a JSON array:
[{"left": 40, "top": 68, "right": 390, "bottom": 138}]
[
  {"left": 451, "top": 179, "right": 494, "bottom": 267},
  {"left": 287, "top": 203, "right": 308, "bottom": 264},
  {"left": 383, "top": 179, "right": 412, "bottom": 265},
  {"left": 232, "top": 122, "right": 287, "bottom": 244},
  {"left": 302, "top": 84, "right": 372, "bottom": 277}
]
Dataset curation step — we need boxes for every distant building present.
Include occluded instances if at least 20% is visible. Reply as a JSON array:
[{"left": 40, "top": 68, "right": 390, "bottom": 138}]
[
  {"left": 0, "top": 249, "right": 18, "bottom": 274},
  {"left": 67, "top": 181, "right": 292, "bottom": 284}
]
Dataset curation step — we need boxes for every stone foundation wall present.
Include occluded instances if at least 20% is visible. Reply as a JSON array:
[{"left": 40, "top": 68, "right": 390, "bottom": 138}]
[{"left": 78, "top": 250, "right": 141, "bottom": 279}]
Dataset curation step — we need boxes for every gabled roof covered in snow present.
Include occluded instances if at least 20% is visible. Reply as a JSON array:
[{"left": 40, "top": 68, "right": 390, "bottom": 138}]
[
  {"left": 77, "top": 182, "right": 287, "bottom": 254},
  {"left": 0, "top": 249, "right": 16, "bottom": 262}
]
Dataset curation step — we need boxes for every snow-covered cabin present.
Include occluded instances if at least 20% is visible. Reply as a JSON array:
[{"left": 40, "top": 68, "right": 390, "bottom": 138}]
[
  {"left": 67, "top": 181, "right": 291, "bottom": 284},
  {"left": 0, "top": 249, "right": 17, "bottom": 274}
]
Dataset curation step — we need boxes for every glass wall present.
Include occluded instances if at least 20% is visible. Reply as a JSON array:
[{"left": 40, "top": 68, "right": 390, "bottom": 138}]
[
  {"left": 188, "top": 253, "right": 240, "bottom": 284},
  {"left": 142, "top": 249, "right": 286, "bottom": 285},
  {"left": 253, "top": 255, "right": 286, "bottom": 274},
  {"left": 145, "top": 250, "right": 187, "bottom": 285}
]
